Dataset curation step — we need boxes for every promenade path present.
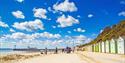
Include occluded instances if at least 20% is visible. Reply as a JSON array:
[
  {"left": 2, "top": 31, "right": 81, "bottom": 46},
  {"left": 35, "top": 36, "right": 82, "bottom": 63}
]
[{"left": 16, "top": 51, "right": 125, "bottom": 63}]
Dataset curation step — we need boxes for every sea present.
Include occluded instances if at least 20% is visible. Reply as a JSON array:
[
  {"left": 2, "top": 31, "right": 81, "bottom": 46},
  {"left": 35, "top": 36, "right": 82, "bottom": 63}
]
[{"left": 0, "top": 48, "right": 25, "bottom": 55}]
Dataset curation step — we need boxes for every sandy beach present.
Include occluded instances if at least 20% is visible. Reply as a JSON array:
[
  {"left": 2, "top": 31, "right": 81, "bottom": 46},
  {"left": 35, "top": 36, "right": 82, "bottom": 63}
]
[
  {"left": 1, "top": 51, "right": 124, "bottom": 63},
  {"left": 0, "top": 52, "right": 43, "bottom": 63},
  {"left": 14, "top": 53, "right": 84, "bottom": 63}
]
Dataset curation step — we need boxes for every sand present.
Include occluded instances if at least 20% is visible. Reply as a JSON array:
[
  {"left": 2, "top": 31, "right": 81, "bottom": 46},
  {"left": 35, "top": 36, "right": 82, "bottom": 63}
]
[
  {"left": 0, "top": 52, "right": 42, "bottom": 63},
  {"left": 15, "top": 53, "right": 85, "bottom": 63},
  {"left": 77, "top": 51, "right": 125, "bottom": 63},
  {"left": 1, "top": 51, "right": 125, "bottom": 63}
]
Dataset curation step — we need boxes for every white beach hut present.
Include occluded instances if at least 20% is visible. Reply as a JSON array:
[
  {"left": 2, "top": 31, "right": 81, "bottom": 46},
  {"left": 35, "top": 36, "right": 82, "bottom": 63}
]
[
  {"left": 117, "top": 36, "right": 125, "bottom": 54},
  {"left": 101, "top": 41, "right": 105, "bottom": 53},
  {"left": 98, "top": 42, "right": 101, "bottom": 52},
  {"left": 105, "top": 40, "right": 110, "bottom": 53},
  {"left": 110, "top": 39, "right": 116, "bottom": 54}
]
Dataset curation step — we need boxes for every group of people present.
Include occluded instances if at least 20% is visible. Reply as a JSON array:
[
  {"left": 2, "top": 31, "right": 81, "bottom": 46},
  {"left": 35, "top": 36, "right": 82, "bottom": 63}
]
[
  {"left": 42, "top": 47, "right": 74, "bottom": 55},
  {"left": 62, "top": 47, "right": 72, "bottom": 53}
]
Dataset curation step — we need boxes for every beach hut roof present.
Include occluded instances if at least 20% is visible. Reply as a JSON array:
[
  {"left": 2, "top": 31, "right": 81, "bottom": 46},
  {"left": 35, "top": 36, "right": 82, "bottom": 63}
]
[
  {"left": 118, "top": 36, "right": 125, "bottom": 40},
  {"left": 121, "top": 36, "right": 125, "bottom": 39},
  {"left": 110, "top": 38, "right": 117, "bottom": 42}
]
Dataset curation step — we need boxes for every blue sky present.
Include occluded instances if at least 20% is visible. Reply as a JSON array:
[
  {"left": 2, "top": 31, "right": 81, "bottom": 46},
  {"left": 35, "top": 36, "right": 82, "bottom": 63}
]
[{"left": 0, "top": 0, "right": 125, "bottom": 49}]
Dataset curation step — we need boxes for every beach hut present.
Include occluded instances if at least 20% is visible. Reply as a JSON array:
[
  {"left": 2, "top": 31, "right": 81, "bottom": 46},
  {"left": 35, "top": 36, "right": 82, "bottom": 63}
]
[
  {"left": 101, "top": 41, "right": 105, "bottom": 53},
  {"left": 95, "top": 43, "right": 99, "bottom": 52},
  {"left": 98, "top": 42, "right": 101, "bottom": 52},
  {"left": 105, "top": 40, "right": 110, "bottom": 53},
  {"left": 86, "top": 45, "right": 93, "bottom": 52},
  {"left": 110, "top": 39, "right": 116, "bottom": 54},
  {"left": 92, "top": 44, "right": 95, "bottom": 52},
  {"left": 117, "top": 36, "right": 125, "bottom": 54},
  {"left": 93, "top": 44, "right": 96, "bottom": 52}
]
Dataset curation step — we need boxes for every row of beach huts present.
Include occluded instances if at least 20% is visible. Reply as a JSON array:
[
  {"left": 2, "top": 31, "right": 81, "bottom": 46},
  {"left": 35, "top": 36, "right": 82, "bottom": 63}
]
[{"left": 79, "top": 36, "right": 125, "bottom": 55}]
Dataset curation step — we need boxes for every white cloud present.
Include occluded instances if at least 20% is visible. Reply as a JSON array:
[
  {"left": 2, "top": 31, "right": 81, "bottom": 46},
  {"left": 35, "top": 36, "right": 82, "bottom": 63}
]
[
  {"left": 74, "top": 35, "right": 92, "bottom": 44},
  {"left": 16, "top": 0, "right": 24, "bottom": 3},
  {"left": 12, "top": 10, "right": 25, "bottom": 19},
  {"left": 12, "top": 19, "right": 44, "bottom": 31},
  {"left": 0, "top": 21, "right": 9, "bottom": 28},
  {"left": 120, "top": 1, "right": 125, "bottom": 5},
  {"left": 64, "top": 35, "right": 92, "bottom": 45},
  {"left": 67, "top": 31, "right": 71, "bottom": 33},
  {"left": 10, "top": 28, "right": 15, "bottom": 32},
  {"left": 100, "top": 29, "right": 103, "bottom": 33},
  {"left": 91, "top": 33, "right": 97, "bottom": 37},
  {"left": 74, "top": 35, "right": 86, "bottom": 40},
  {"left": 48, "top": 7, "right": 57, "bottom": 14},
  {"left": 48, "top": 7, "right": 52, "bottom": 12},
  {"left": 118, "top": 11, "right": 125, "bottom": 16},
  {"left": 84, "top": 38, "right": 92, "bottom": 44},
  {"left": 52, "top": 26, "right": 56, "bottom": 28},
  {"left": 33, "top": 8, "right": 47, "bottom": 19},
  {"left": 57, "top": 15, "right": 79, "bottom": 27},
  {"left": 3, "top": 32, "right": 61, "bottom": 40},
  {"left": 10, "top": 32, "right": 28, "bottom": 39},
  {"left": 0, "top": 17, "right": 9, "bottom": 27},
  {"left": 53, "top": 0, "right": 77, "bottom": 12},
  {"left": 88, "top": 14, "right": 93, "bottom": 18},
  {"left": 0, "top": 32, "right": 93, "bottom": 48},
  {"left": 74, "top": 28, "right": 85, "bottom": 32},
  {"left": 48, "top": 18, "right": 51, "bottom": 21},
  {"left": 52, "top": 40, "right": 63, "bottom": 45},
  {"left": 39, "top": 32, "right": 61, "bottom": 39},
  {"left": 77, "top": 15, "right": 81, "bottom": 18}
]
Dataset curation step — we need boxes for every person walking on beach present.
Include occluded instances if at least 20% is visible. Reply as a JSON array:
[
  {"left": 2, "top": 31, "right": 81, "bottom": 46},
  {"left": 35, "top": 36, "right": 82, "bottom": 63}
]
[
  {"left": 45, "top": 47, "right": 47, "bottom": 54},
  {"left": 62, "top": 48, "right": 64, "bottom": 53},
  {"left": 66, "top": 47, "right": 69, "bottom": 53},
  {"left": 72, "top": 47, "right": 75, "bottom": 53},
  {"left": 55, "top": 47, "right": 58, "bottom": 54},
  {"left": 66, "top": 47, "right": 71, "bottom": 53}
]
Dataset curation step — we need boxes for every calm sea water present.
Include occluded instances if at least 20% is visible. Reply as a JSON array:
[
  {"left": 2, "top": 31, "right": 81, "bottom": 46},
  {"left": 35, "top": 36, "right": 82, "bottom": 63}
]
[
  {"left": 0, "top": 48, "right": 41, "bottom": 55},
  {"left": 0, "top": 49, "right": 13, "bottom": 54},
  {"left": 0, "top": 49, "right": 25, "bottom": 55}
]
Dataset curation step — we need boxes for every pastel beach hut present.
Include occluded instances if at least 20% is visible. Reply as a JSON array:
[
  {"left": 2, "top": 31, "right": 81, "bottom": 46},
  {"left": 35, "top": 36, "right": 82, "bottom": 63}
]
[
  {"left": 105, "top": 40, "right": 110, "bottom": 53},
  {"left": 98, "top": 42, "right": 102, "bottom": 52},
  {"left": 117, "top": 36, "right": 125, "bottom": 54},
  {"left": 101, "top": 41, "right": 105, "bottom": 53},
  {"left": 110, "top": 38, "right": 117, "bottom": 54}
]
